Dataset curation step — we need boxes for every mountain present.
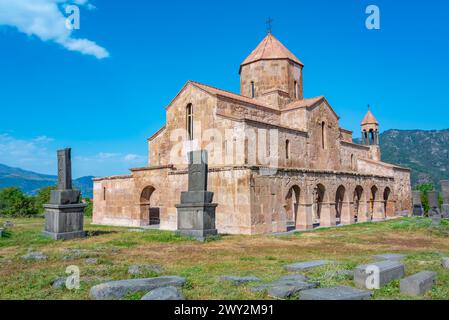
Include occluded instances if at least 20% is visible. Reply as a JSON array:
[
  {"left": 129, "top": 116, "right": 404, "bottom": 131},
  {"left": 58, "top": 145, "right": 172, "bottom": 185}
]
[
  {"left": 0, "top": 163, "right": 94, "bottom": 198},
  {"left": 379, "top": 129, "right": 449, "bottom": 189}
]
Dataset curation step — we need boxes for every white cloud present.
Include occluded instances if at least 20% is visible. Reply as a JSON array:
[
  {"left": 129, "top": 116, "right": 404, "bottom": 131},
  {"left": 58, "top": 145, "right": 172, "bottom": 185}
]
[
  {"left": 0, "top": 0, "right": 109, "bottom": 59},
  {"left": 0, "top": 133, "right": 56, "bottom": 172}
]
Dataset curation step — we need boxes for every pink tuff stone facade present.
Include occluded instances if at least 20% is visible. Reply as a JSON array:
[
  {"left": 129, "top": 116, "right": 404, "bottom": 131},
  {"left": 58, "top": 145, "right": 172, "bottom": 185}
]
[{"left": 93, "top": 33, "right": 412, "bottom": 235}]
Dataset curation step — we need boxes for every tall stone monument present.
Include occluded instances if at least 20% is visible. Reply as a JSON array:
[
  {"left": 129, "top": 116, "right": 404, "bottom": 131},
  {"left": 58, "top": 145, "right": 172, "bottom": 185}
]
[
  {"left": 412, "top": 191, "right": 424, "bottom": 217},
  {"left": 43, "top": 148, "right": 86, "bottom": 240},
  {"left": 441, "top": 181, "right": 449, "bottom": 219},
  {"left": 176, "top": 150, "right": 218, "bottom": 241},
  {"left": 427, "top": 191, "right": 441, "bottom": 226}
]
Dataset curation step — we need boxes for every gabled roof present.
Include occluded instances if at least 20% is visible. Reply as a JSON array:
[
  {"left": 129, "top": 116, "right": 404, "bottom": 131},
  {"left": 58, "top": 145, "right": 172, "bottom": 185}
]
[
  {"left": 240, "top": 33, "right": 303, "bottom": 72},
  {"left": 165, "top": 80, "right": 276, "bottom": 112},
  {"left": 283, "top": 96, "right": 340, "bottom": 120},
  {"left": 361, "top": 109, "right": 379, "bottom": 125},
  {"left": 282, "top": 96, "right": 324, "bottom": 111}
]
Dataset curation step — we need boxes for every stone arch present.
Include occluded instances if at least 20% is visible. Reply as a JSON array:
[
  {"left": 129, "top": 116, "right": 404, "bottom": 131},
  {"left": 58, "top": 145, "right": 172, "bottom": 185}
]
[
  {"left": 383, "top": 186, "right": 394, "bottom": 217},
  {"left": 285, "top": 185, "right": 300, "bottom": 231},
  {"left": 140, "top": 186, "right": 160, "bottom": 226},
  {"left": 369, "top": 185, "right": 378, "bottom": 220},
  {"left": 313, "top": 183, "right": 326, "bottom": 225},
  {"left": 335, "top": 185, "right": 346, "bottom": 224},
  {"left": 353, "top": 185, "right": 364, "bottom": 222}
]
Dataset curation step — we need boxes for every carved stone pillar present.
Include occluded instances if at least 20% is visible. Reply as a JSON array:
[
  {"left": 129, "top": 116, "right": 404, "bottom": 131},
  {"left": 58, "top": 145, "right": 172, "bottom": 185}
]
[
  {"left": 340, "top": 201, "right": 354, "bottom": 225},
  {"left": 296, "top": 203, "right": 313, "bottom": 230},
  {"left": 320, "top": 202, "right": 336, "bottom": 227},
  {"left": 372, "top": 200, "right": 386, "bottom": 221},
  {"left": 357, "top": 200, "right": 370, "bottom": 222}
]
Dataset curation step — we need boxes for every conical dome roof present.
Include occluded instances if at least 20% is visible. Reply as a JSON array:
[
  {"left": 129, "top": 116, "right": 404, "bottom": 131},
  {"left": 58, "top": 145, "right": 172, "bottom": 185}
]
[{"left": 240, "top": 33, "right": 303, "bottom": 72}]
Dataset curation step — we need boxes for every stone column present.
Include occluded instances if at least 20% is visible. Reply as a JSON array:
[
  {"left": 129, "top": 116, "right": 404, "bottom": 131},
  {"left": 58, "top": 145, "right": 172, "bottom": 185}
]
[
  {"left": 372, "top": 200, "right": 386, "bottom": 221},
  {"left": 428, "top": 191, "right": 441, "bottom": 217},
  {"left": 176, "top": 150, "right": 218, "bottom": 241},
  {"left": 441, "top": 181, "right": 449, "bottom": 218},
  {"left": 340, "top": 201, "right": 354, "bottom": 225},
  {"left": 357, "top": 200, "right": 370, "bottom": 222},
  {"left": 296, "top": 203, "right": 314, "bottom": 230},
  {"left": 412, "top": 191, "right": 424, "bottom": 217},
  {"left": 320, "top": 202, "right": 336, "bottom": 227},
  {"left": 43, "top": 148, "right": 86, "bottom": 240}
]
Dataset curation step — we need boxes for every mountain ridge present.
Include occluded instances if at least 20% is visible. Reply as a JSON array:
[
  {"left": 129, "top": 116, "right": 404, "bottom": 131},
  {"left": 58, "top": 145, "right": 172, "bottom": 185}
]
[{"left": 0, "top": 163, "right": 94, "bottom": 198}]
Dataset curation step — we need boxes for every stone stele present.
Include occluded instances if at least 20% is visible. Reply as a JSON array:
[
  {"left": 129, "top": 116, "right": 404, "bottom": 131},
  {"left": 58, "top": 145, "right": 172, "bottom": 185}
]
[
  {"left": 441, "top": 180, "right": 449, "bottom": 218},
  {"left": 176, "top": 150, "right": 218, "bottom": 241},
  {"left": 43, "top": 148, "right": 86, "bottom": 240},
  {"left": 412, "top": 191, "right": 424, "bottom": 217}
]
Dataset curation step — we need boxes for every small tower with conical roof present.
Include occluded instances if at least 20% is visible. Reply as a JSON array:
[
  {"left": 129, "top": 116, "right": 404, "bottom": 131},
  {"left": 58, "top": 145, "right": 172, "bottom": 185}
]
[
  {"left": 361, "top": 105, "right": 379, "bottom": 145},
  {"left": 239, "top": 33, "right": 304, "bottom": 108},
  {"left": 361, "top": 105, "right": 381, "bottom": 160}
]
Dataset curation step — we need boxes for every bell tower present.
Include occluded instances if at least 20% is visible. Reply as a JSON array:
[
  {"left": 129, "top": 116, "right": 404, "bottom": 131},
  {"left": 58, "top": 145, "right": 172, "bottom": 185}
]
[
  {"left": 239, "top": 33, "right": 304, "bottom": 108},
  {"left": 361, "top": 106, "right": 381, "bottom": 160}
]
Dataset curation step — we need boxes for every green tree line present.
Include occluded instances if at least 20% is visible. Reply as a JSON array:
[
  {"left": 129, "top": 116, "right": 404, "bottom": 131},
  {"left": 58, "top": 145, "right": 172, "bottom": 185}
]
[
  {"left": 415, "top": 183, "right": 443, "bottom": 214},
  {"left": 0, "top": 186, "right": 92, "bottom": 217}
]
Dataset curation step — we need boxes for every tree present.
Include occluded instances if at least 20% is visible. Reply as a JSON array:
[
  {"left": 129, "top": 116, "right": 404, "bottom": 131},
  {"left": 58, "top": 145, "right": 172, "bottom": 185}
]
[
  {"left": 415, "top": 183, "right": 434, "bottom": 214},
  {"left": 0, "top": 187, "right": 37, "bottom": 217},
  {"left": 83, "top": 198, "right": 93, "bottom": 217},
  {"left": 34, "top": 186, "right": 57, "bottom": 214}
]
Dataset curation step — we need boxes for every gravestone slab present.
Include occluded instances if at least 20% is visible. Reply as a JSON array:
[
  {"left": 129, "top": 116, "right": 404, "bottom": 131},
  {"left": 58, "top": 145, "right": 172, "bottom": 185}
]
[
  {"left": 442, "top": 257, "right": 449, "bottom": 269},
  {"left": 141, "top": 286, "right": 185, "bottom": 300},
  {"left": 354, "top": 260, "right": 405, "bottom": 289},
  {"left": 89, "top": 276, "right": 186, "bottom": 300},
  {"left": 252, "top": 275, "right": 317, "bottom": 299},
  {"left": 220, "top": 276, "right": 261, "bottom": 285},
  {"left": 176, "top": 150, "right": 218, "bottom": 241},
  {"left": 284, "top": 260, "right": 335, "bottom": 271},
  {"left": 372, "top": 253, "right": 406, "bottom": 261},
  {"left": 412, "top": 191, "right": 424, "bottom": 216},
  {"left": 400, "top": 271, "right": 436, "bottom": 296},
  {"left": 300, "top": 286, "right": 372, "bottom": 300}
]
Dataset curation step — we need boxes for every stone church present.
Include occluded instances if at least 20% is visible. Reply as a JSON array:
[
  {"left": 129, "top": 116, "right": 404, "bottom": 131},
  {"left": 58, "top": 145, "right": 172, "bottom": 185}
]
[{"left": 93, "top": 33, "right": 412, "bottom": 234}]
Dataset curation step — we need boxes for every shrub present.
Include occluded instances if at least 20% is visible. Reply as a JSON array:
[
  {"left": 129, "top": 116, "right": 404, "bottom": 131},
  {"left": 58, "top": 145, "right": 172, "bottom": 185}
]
[
  {"left": 84, "top": 198, "right": 93, "bottom": 217},
  {"left": 0, "top": 187, "right": 37, "bottom": 217},
  {"left": 34, "top": 185, "right": 56, "bottom": 214}
]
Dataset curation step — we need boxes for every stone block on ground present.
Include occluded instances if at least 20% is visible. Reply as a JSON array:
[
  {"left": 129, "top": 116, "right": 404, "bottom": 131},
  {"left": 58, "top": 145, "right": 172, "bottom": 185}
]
[
  {"left": 372, "top": 253, "right": 406, "bottom": 261},
  {"left": 51, "top": 277, "right": 67, "bottom": 289},
  {"left": 141, "top": 286, "right": 185, "bottom": 300},
  {"left": 85, "top": 258, "right": 98, "bottom": 265},
  {"left": 300, "top": 286, "right": 372, "bottom": 300},
  {"left": 128, "top": 264, "right": 164, "bottom": 275},
  {"left": 354, "top": 260, "right": 405, "bottom": 289},
  {"left": 3, "top": 221, "right": 14, "bottom": 228},
  {"left": 442, "top": 257, "right": 449, "bottom": 269},
  {"left": 21, "top": 251, "right": 48, "bottom": 261},
  {"left": 252, "top": 274, "right": 316, "bottom": 299},
  {"left": 220, "top": 276, "right": 261, "bottom": 285},
  {"left": 400, "top": 271, "right": 437, "bottom": 296},
  {"left": 284, "top": 260, "right": 335, "bottom": 271},
  {"left": 89, "top": 276, "right": 186, "bottom": 300}
]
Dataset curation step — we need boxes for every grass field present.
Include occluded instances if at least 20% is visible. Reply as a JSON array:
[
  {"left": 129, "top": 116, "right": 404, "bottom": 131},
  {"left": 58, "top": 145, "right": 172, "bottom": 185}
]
[{"left": 0, "top": 217, "right": 448, "bottom": 300}]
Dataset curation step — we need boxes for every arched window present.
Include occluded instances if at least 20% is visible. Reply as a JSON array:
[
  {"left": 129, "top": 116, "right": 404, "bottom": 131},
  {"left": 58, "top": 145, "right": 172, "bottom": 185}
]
[
  {"left": 321, "top": 121, "right": 326, "bottom": 149},
  {"left": 350, "top": 154, "right": 355, "bottom": 170},
  {"left": 186, "top": 104, "right": 193, "bottom": 140},
  {"left": 294, "top": 81, "right": 297, "bottom": 99},
  {"left": 286, "top": 140, "right": 290, "bottom": 159},
  {"left": 251, "top": 81, "right": 255, "bottom": 98},
  {"left": 103, "top": 187, "right": 106, "bottom": 201}
]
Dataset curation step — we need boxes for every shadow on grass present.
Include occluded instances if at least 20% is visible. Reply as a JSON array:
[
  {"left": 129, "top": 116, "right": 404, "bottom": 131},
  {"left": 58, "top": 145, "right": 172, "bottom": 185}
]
[{"left": 86, "top": 230, "right": 118, "bottom": 237}]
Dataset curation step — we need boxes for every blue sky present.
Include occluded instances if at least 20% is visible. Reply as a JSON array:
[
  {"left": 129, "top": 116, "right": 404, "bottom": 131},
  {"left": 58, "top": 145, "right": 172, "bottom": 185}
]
[{"left": 0, "top": 0, "right": 448, "bottom": 178}]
